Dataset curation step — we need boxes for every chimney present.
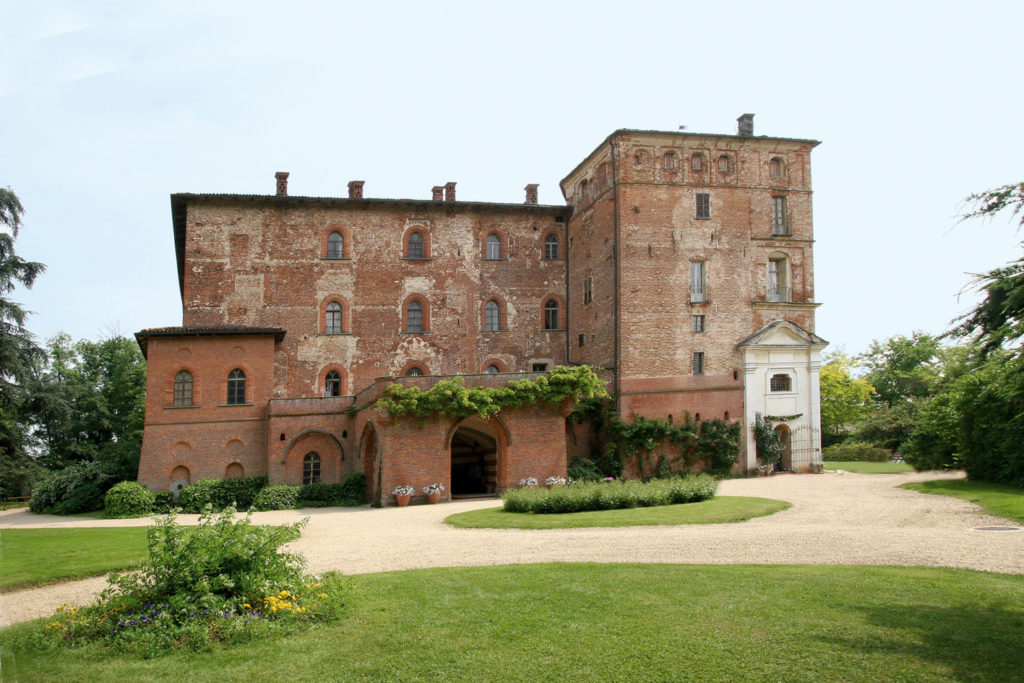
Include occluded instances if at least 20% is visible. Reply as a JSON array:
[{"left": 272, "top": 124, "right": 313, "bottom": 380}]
[
  {"left": 444, "top": 182, "right": 456, "bottom": 202},
  {"left": 737, "top": 113, "right": 755, "bottom": 137},
  {"left": 431, "top": 186, "right": 444, "bottom": 202},
  {"left": 275, "top": 171, "right": 289, "bottom": 196},
  {"left": 524, "top": 184, "right": 539, "bottom": 205},
  {"left": 348, "top": 180, "right": 365, "bottom": 199}
]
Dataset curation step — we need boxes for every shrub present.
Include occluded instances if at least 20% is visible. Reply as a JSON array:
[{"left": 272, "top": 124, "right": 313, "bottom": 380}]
[
  {"left": 29, "top": 461, "right": 120, "bottom": 515},
  {"left": 338, "top": 472, "right": 367, "bottom": 506},
  {"left": 153, "top": 491, "right": 174, "bottom": 511},
  {"left": 177, "top": 479, "right": 218, "bottom": 513},
  {"left": 753, "top": 416, "right": 783, "bottom": 468},
  {"left": 178, "top": 477, "right": 268, "bottom": 512},
  {"left": 253, "top": 484, "right": 301, "bottom": 511},
  {"left": 104, "top": 481, "right": 155, "bottom": 518},
  {"left": 298, "top": 482, "right": 343, "bottom": 507},
  {"left": 822, "top": 441, "right": 891, "bottom": 462},
  {"left": 567, "top": 455, "right": 603, "bottom": 482},
  {"left": 501, "top": 475, "right": 718, "bottom": 514}
]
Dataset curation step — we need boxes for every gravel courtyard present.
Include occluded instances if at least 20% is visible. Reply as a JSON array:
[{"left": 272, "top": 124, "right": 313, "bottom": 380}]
[{"left": 2, "top": 470, "right": 1022, "bottom": 627}]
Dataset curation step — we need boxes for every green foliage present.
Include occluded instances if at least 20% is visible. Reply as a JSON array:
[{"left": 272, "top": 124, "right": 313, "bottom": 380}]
[
  {"left": 178, "top": 477, "right": 267, "bottom": 513},
  {"left": 821, "top": 441, "right": 891, "bottom": 463},
  {"left": 253, "top": 484, "right": 301, "bottom": 511},
  {"left": 501, "top": 475, "right": 718, "bottom": 514},
  {"left": 900, "top": 390, "right": 962, "bottom": 470},
  {"left": 29, "top": 460, "right": 120, "bottom": 514},
  {"left": 859, "top": 332, "right": 941, "bottom": 408},
  {"left": 955, "top": 352, "right": 1024, "bottom": 486},
  {"left": 819, "top": 351, "right": 874, "bottom": 440},
  {"left": 152, "top": 491, "right": 173, "bottom": 511},
  {"left": 697, "top": 419, "right": 743, "bottom": 474},
  {"left": 104, "top": 481, "right": 155, "bottom": 518},
  {"left": 338, "top": 471, "right": 367, "bottom": 505},
  {"left": 851, "top": 402, "right": 916, "bottom": 453},
  {"left": 379, "top": 364, "right": 608, "bottom": 420},
  {"left": 752, "top": 415, "right": 783, "bottom": 467}
]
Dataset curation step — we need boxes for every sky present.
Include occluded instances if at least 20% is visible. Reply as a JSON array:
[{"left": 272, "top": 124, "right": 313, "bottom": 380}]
[{"left": 2, "top": 0, "right": 1022, "bottom": 359}]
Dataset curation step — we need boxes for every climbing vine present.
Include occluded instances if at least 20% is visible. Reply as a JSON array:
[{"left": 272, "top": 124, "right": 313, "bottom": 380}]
[
  {"left": 753, "top": 414, "right": 784, "bottom": 467},
  {"left": 378, "top": 365, "right": 608, "bottom": 420}
]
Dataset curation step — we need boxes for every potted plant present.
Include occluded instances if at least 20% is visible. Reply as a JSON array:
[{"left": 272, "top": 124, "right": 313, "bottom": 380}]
[
  {"left": 423, "top": 482, "right": 445, "bottom": 504},
  {"left": 393, "top": 485, "right": 414, "bottom": 506}
]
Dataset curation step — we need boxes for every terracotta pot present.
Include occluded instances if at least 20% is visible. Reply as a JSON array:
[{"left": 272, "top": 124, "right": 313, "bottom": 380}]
[
  {"left": 427, "top": 491, "right": 441, "bottom": 504},
  {"left": 396, "top": 494, "right": 411, "bottom": 507}
]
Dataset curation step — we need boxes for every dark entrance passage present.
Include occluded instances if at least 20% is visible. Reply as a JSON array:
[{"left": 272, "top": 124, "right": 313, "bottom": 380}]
[{"left": 450, "top": 419, "right": 498, "bottom": 496}]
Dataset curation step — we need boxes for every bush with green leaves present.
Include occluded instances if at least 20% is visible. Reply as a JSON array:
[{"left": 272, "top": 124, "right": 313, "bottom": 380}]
[
  {"left": 502, "top": 475, "right": 718, "bottom": 514},
  {"left": 253, "top": 484, "right": 302, "bottom": 511},
  {"left": 822, "top": 441, "right": 892, "bottom": 463},
  {"left": 338, "top": 472, "right": 367, "bottom": 505},
  {"left": 29, "top": 461, "right": 121, "bottom": 514},
  {"left": 152, "top": 491, "right": 174, "bottom": 511},
  {"left": 177, "top": 477, "right": 267, "bottom": 512},
  {"left": 103, "top": 481, "right": 155, "bottom": 518},
  {"left": 753, "top": 416, "right": 783, "bottom": 469}
]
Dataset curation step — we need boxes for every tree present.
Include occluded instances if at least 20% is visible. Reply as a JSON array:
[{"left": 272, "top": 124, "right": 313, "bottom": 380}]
[
  {"left": 818, "top": 351, "right": 874, "bottom": 443},
  {"left": 859, "top": 332, "right": 941, "bottom": 408},
  {"left": 0, "top": 187, "right": 47, "bottom": 496}
]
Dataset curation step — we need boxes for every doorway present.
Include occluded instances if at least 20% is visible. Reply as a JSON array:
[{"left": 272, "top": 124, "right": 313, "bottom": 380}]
[{"left": 450, "top": 418, "right": 498, "bottom": 496}]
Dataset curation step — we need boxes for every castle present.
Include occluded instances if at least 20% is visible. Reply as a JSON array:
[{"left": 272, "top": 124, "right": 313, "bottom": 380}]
[{"left": 136, "top": 114, "right": 826, "bottom": 504}]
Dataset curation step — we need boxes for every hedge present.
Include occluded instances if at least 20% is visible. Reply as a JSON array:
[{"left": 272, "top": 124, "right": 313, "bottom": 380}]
[
  {"left": 822, "top": 441, "right": 892, "bottom": 463},
  {"left": 104, "top": 481, "right": 155, "bottom": 518},
  {"left": 502, "top": 475, "right": 719, "bottom": 514}
]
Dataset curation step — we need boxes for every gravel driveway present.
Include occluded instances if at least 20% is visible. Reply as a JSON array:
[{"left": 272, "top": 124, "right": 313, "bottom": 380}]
[{"left": 2, "top": 470, "right": 1022, "bottom": 627}]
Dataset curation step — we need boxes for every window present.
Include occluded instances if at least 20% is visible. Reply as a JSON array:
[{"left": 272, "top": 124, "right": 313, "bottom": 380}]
[
  {"left": 772, "top": 196, "right": 789, "bottom": 235},
  {"left": 227, "top": 369, "right": 246, "bottom": 405},
  {"left": 173, "top": 370, "right": 193, "bottom": 407},
  {"left": 484, "top": 364, "right": 500, "bottom": 374},
  {"left": 770, "top": 374, "right": 792, "bottom": 392},
  {"left": 769, "top": 157, "right": 784, "bottom": 179},
  {"left": 544, "top": 233, "right": 559, "bottom": 259},
  {"left": 484, "top": 300, "right": 500, "bottom": 331},
  {"left": 532, "top": 363, "right": 548, "bottom": 372},
  {"left": 634, "top": 151, "right": 646, "bottom": 166},
  {"left": 327, "top": 231, "right": 344, "bottom": 259},
  {"left": 692, "top": 352, "right": 704, "bottom": 375},
  {"left": 663, "top": 152, "right": 678, "bottom": 171},
  {"left": 405, "top": 366, "right": 424, "bottom": 377},
  {"left": 768, "top": 257, "right": 790, "bottom": 302},
  {"left": 691, "top": 153, "right": 704, "bottom": 172},
  {"left": 302, "top": 452, "right": 321, "bottom": 485},
  {"left": 695, "top": 193, "right": 711, "bottom": 219},
  {"left": 544, "top": 300, "right": 559, "bottom": 330},
  {"left": 579, "top": 179, "right": 588, "bottom": 198},
  {"left": 485, "top": 234, "right": 502, "bottom": 260},
  {"left": 583, "top": 277, "right": 593, "bottom": 305},
  {"left": 718, "top": 155, "right": 732, "bottom": 174},
  {"left": 324, "top": 370, "right": 341, "bottom": 397},
  {"left": 325, "top": 302, "right": 343, "bottom": 334},
  {"left": 406, "top": 300, "right": 424, "bottom": 333},
  {"left": 578, "top": 333, "right": 585, "bottom": 347},
  {"left": 690, "top": 262, "right": 706, "bottom": 303},
  {"left": 407, "top": 231, "right": 425, "bottom": 259},
  {"left": 691, "top": 315, "right": 705, "bottom": 332}
]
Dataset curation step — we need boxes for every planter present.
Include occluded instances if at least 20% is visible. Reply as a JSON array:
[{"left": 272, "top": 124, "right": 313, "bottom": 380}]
[
  {"left": 427, "top": 491, "right": 441, "bottom": 504},
  {"left": 396, "top": 494, "right": 411, "bottom": 507}
]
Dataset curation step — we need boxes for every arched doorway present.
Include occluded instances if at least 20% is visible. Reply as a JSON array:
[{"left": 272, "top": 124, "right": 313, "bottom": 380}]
[
  {"left": 775, "top": 424, "right": 793, "bottom": 471},
  {"left": 450, "top": 417, "right": 498, "bottom": 496}
]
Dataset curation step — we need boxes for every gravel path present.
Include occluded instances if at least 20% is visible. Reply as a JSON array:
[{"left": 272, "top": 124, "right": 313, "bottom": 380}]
[{"left": 2, "top": 470, "right": 1022, "bottom": 627}]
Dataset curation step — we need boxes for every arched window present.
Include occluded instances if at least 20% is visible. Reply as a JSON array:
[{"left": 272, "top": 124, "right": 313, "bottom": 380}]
[
  {"left": 663, "top": 152, "right": 678, "bottom": 171},
  {"left": 544, "top": 299, "right": 559, "bottom": 330},
  {"left": 327, "top": 231, "right": 344, "bottom": 259},
  {"left": 544, "top": 233, "right": 559, "bottom": 260},
  {"left": 325, "top": 302, "right": 343, "bottom": 334},
  {"left": 770, "top": 374, "right": 792, "bottom": 392},
  {"left": 769, "top": 157, "right": 785, "bottom": 179},
  {"left": 484, "top": 364, "right": 500, "bottom": 374},
  {"left": 324, "top": 370, "right": 342, "bottom": 397},
  {"left": 691, "top": 153, "right": 704, "bottom": 172},
  {"left": 407, "top": 231, "right": 425, "bottom": 259},
  {"left": 579, "top": 179, "right": 588, "bottom": 199},
  {"left": 303, "top": 452, "right": 321, "bottom": 485},
  {"left": 485, "top": 234, "right": 502, "bottom": 260},
  {"left": 173, "top": 370, "right": 193, "bottom": 407},
  {"left": 405, "top": 366, "right": 424, "bottom": 377},
  {"left": 484, "top": 300, "right": 500, "bottom": 331},
  {"left": 718, "top": 155, "right": 733, "bottom": 174},
  {"left": 227, "top": 369, "right": 246, "bottom": 405},
  {"left": 406, "top": 300, "right": 424, "bottom": 333},
  {"left": 768, "top": 256, "right": 790, "bottom": 302}
]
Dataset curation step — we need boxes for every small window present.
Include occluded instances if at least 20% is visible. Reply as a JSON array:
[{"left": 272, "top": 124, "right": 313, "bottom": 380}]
[
  {"left": 695, "top": 193, "right": 711, "bottom": 219},
  {"left": 544, "top": 233, "right": 559, "bottom": 259},
  {"left": 768, "top": 257, "right": 789, "bottom": 302},
  {"left": 718, "top": 155, "right": 732, "bottom": 174},
  {"left": 691, "top": 153, "right": 704, "bottom": 172},
  {"left": 578, "top": 334, "right": 585, "bottom": 347},
  {"left": 583, "top": 277, "right": 593, "bottom": 305},
  {"left": 772, "top": 196, "right": 789, "bottom": 235},
  {"left": 407, "top": 231, "right": 425, "bottom": 259},
  {"left": 634, "top": 151, "right": 646, "bottom": 166},
  {"left": 692, "top": 352, "right": 704, "bottom": 375},
  {"left": 532, "top": 363, "right": 548, "bottom": 372},
  {"left": 406, "top": 300, "right": 424, "bottom": 333},
  {"left": 484, "top": 364, "right": 500, "bottom": 374},
  {"left": 325, "top": 302, "right": 343, "bottom": 334},
  {"left": 770, "top": 374, "right": 792, "bottom": 392},
  {"left": 324, "top": 370, "right": 341, "bottom": 397},
  {"left": 484, "top": 300, "right": 500, "bottom": 331},
  {"left": 302, "top": 452, "right": 321, "bottom": 485},
  {"left": 579, "top": 179, "right": 588, "bottom": 198},
  {"left": 690, "top": 262, "right": 706, "bottom": 303},
  {"left": 544, "top": 300, "right": 559, "bottom": 330},
  {"left": 327, "top": 232, "right": 344, "bottom": 259},
  {"left": 405, "top": 366, "right": 424, "bottom": 377},
  {"left": 691, "top": 315, "right": 705, "bottom": 333},
  {"left": 663, "top": 152, "right": 678, "bottom": 171},
  {"left": 227, "top": 368, "right": 246, "bottom": 405},
  {"left": 173, "top": 370, "right": 193, "bottom": 407},
  {"left": 769, "top": 157, "right": 784, "bottom": 179},
  {"left": 485, "top": 234, "right": 502, "bottom": 260}
]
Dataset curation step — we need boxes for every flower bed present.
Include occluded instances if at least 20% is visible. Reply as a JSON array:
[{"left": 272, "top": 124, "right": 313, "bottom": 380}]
[{"left": 501, "top": 475, "right": 718, "bottom": 514}]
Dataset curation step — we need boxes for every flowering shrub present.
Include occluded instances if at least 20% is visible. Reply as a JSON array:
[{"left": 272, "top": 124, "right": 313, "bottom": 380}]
[
  {"left": 518, "top": 477, "right": 538, "bottom": 487},
  {"left": 502, "top": 475, "right": 718, "bottom": 514},
  {"left": 423, "top": 483, "right": 445, "bottom": 494},
  {"left": 393, "top": 485, "right": 414, "bottom": 496},
  {"left": 545, "top": 476, "right": 567, "bottom": 487}
]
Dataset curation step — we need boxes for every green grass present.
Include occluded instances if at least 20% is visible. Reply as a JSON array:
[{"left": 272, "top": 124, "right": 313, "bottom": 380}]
[
  {"left": 901, "top": 479, "right": 1024, "bottom": 525},
  {"left": 445, "top": 496, "right": 789, "bottom": 529},
  {"left": 0, "top": 527, "right": 149, "bottom": 589},
  {"left": 824, "top": 460, "right": 914, "bottom": 474},
  {"left": 3, "top": 564, "right": 1023, "bottom": 681}
]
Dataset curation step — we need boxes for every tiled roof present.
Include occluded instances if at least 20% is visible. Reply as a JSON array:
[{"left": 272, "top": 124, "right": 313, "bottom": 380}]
[{"left": 134, "top": 325, "right": 286, "bottom": 356}]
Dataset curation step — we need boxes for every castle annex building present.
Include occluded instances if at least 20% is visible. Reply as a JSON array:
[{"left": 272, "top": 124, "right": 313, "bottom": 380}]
[{"left": 136, "top": 115, "right": 827, "bottom": 504}]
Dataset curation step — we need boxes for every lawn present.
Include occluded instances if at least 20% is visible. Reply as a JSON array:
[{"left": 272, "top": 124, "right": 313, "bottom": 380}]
[
  {"left": 901, "top": 479, "right": 1024, "bottom": 525},
  {"left": 3, "top": 563, "right": 1022, "bottom": 681},
  {"left": 445, "top": 496, "right": 789, "bottom": 529},
  {"left": 0, "top": 527, "right": 150, "bottom": 589},
  {"left": 824, "top": 460, "right": 914, "bottom": 474}
]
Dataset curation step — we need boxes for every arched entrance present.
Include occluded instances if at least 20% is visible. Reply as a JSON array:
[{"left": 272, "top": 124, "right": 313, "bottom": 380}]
[
  {"left": 775, "top": 424, "right": 793, "bottom": 471},
  {"left": 450, "top": 417, "right": 498, "bottom": 496}
]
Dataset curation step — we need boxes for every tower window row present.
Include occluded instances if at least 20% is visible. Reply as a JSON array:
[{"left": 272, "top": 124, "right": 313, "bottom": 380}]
[{"left": 321, "top": 229, "right": 562, "bottom": 261}]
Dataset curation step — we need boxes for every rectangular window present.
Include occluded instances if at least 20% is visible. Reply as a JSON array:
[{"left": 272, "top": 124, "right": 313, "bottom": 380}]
[
  {"left": 772, "top": 196, "right": 789, "bottom": 235},
  {"left": 692, "top": 352, "right": 704, "bottom": 375},
  {"left": 578, "top": 333, "right": 585, "bottom": 347},
  {"left": 690, "top": 262, "right": 706, "bottom": 303},
  {"left": 691, "top": 315, "right": 705, "bottom": 332},
  {"left": 583, "top": 277, "right": 593, "bottom": 305},
  {"left": 532, "top": 363, "right": 548, "bottom": 372},
  {"left": 695, "top": 193, "right": 711, "bottom": 219}
]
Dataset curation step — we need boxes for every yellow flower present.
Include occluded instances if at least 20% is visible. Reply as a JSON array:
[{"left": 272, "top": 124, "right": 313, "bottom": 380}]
[{"left": 318, "top": 593, "right": 329, "bottom": 599}]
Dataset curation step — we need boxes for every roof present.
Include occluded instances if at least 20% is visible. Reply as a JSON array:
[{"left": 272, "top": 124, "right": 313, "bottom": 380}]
[
  {"left": 735, "top": 320, "right": 828, "bottom": 349},
  {"left": 135, "top": 325, "right": 287, "bottom": 357},
  {"left": 170, "top": 193, "right": 573, "bottom": 299}
]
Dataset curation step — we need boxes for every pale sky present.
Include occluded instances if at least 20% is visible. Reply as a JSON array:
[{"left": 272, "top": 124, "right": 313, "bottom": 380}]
[{"left": 2, "top": 0, "right": 1022, "bottom": 359}]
